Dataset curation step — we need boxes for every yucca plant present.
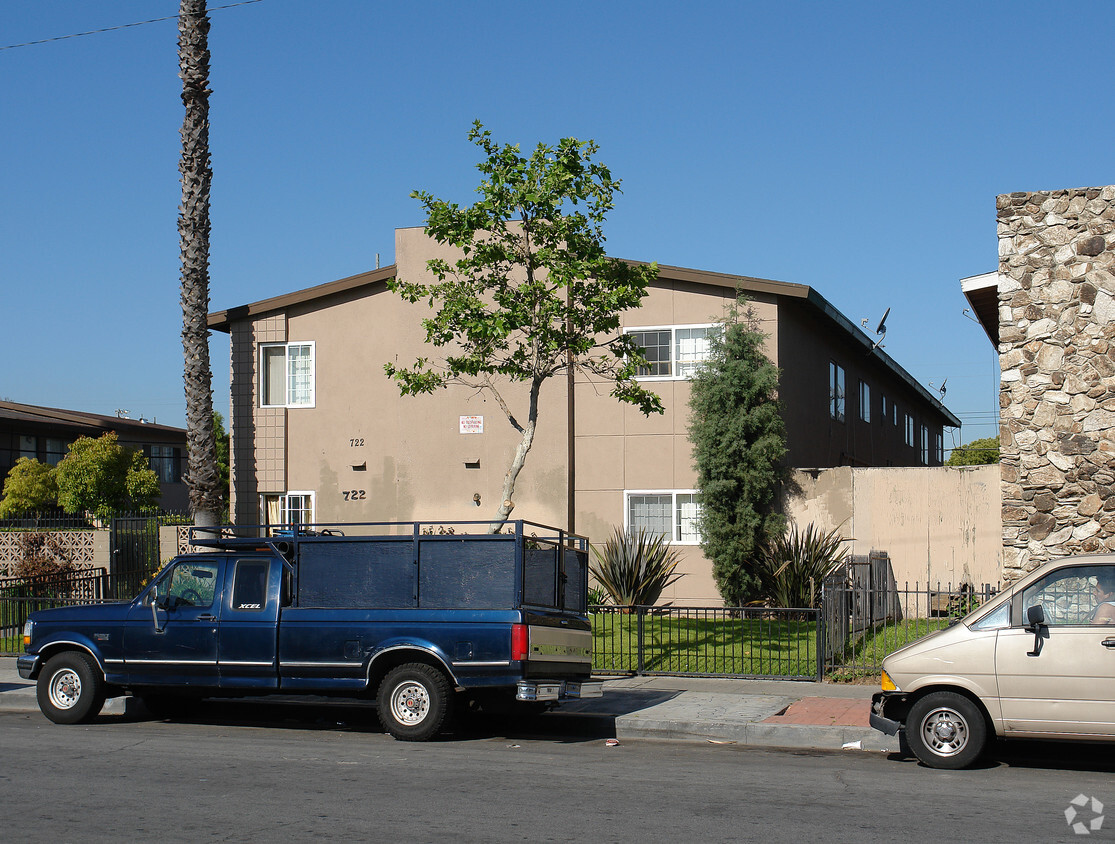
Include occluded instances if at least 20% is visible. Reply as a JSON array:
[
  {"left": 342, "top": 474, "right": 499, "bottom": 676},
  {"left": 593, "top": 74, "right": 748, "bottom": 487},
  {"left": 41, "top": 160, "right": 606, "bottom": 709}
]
[
  {"left": 756, "top": 522, "right": 849, "bottom": 609},
  {"left": 589, "top": 527, "right": 683, "bottom": 608}
]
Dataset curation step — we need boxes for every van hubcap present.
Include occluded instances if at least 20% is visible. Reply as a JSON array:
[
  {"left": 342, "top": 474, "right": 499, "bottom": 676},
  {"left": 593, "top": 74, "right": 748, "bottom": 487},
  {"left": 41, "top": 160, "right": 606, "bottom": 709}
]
[{"left": 921, "top": 706, "right": 968, "bottom": 756}]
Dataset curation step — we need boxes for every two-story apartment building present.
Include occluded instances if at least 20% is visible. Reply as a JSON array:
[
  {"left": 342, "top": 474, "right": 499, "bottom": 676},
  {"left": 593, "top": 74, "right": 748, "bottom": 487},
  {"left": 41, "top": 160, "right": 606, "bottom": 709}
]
[
  {"left": 208, "top": 227, "right": 959, "bottom": 603},
  {"left": 0, "top": 400, "right": 189, "bottom": 512}
]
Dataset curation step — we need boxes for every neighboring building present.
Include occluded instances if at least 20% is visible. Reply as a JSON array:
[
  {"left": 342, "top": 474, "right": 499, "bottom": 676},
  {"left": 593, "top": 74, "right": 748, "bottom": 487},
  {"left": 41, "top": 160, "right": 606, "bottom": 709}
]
[
  {"left": 965, "top": 185, "right": 1115, "bottom": 580},
  {"left": 0, "top": 400, "right": 189, "bottom": 512},
  {"left": 208, "top": 227, "right": 959, "bottom": 603}
]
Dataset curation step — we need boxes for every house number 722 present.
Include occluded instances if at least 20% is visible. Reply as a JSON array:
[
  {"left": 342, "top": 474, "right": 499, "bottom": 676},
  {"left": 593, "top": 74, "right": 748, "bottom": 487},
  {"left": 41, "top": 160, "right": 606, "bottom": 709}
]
[{"left": 342, "top": 490, "right": 366, "bottom": 501}]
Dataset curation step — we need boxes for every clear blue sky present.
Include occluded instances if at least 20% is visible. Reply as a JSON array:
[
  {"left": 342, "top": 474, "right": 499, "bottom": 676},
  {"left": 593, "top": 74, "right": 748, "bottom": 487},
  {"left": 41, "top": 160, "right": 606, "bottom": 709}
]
[{"left": 4, "top": 1, "right": 1112, "bottom": 448}]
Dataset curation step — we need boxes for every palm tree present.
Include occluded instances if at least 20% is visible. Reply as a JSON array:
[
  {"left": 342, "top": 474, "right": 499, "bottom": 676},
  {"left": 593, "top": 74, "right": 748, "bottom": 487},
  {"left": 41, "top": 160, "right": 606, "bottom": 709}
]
[{"left": 178, "top": 0, "right": 222, "bottom": 526}]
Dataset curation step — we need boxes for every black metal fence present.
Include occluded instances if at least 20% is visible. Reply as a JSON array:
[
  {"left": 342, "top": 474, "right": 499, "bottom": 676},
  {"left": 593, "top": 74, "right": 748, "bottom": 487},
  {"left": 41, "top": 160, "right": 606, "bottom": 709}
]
[
  {"left": 0, "top": 569, "right": 112, "bottom": 653},
  {"left": 592, "top": 605, "right": 822, "bottom": 680},
  {"left": 590, "top": 580, "right": 998, "bottom": 681}
]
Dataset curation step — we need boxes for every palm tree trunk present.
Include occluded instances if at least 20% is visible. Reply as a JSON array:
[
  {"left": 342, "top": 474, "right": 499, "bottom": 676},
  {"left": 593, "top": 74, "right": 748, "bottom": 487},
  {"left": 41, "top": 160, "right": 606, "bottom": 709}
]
[{"left": 178, "top": 0, "right": 221, "bottom": 527}]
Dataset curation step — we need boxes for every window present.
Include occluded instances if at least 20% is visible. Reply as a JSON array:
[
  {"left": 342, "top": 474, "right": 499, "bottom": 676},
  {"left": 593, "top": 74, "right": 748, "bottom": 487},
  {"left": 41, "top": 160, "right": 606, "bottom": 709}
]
[
  {"left": 626, "top": 490, "right": 700, "bottom": 544},
  {"left": 18, "top": 435, "right": 36, "bottom": 460},
  {"left": 264, "top": 492, "right": 315, "bottom": 527},
  {"left": 159, "top": 560, "right": 220, "bottom": 609},
  {"left": 880, "top": 394, "right": 889, "bottom": 423},
  {"left": 858, "top": 381, "right": 871, "bottom": 423},
  {"left": 935, "top": 432, "right": 944, "bottom": 464},
  {"left": 829, "top": 362, "right": 845, "bottom": 422},
  {"left": 905, "top": 414, "right": 915, "bottom": 447},
  {"left": 626, "top": 324, "right": 719, "bottom": 379},
  {"left": 1021, "top": 565, "right": 1115, "bottom": 626},
  {"left": 920, "top": 426, "right": 929, "bottom": 465},
  {"left": 232, "top": 559, "right": 269, "bottom": 612},
  {"left": 261, "top": 342, "right": 315, "bottom": 408},
  {"left": 146, "top": 445, "right": 180, "bottom": 482},
  {"left": 44, "top": 438, "right": 67, "bottom": 466}
]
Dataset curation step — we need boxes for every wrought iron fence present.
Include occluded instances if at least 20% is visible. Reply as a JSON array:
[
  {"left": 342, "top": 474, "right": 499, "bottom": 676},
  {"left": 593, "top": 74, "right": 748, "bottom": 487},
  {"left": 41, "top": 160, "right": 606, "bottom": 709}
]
[
  {"left": 0, "top": 569, "right": 112, "bottom": 654},
  {"left": 591, "top": 605, "right": 822, "bottom": 680},
  {"left": 821, "top": 580, "right": 999, "bottom": 679}
]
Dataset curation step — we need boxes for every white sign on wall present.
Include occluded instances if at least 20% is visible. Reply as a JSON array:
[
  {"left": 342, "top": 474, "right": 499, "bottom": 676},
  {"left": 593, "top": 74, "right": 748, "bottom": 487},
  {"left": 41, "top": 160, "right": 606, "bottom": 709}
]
[{"left": 459, "top": 415, "right": 484, "bottom": 434}]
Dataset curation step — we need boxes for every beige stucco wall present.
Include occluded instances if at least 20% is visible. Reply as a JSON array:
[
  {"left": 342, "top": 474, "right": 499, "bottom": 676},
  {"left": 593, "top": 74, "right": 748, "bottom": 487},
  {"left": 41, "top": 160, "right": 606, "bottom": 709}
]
[{"left": 785, "top": 464, "right": 1002, "bottom": 588}]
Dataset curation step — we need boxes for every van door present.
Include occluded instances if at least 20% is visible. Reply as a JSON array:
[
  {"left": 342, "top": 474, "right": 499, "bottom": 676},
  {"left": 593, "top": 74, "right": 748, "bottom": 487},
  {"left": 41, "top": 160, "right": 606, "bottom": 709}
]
[
  {"left": 217, "top": 557, "right": 283, "bottom": 690},
  {"left": 995, "top": 563, "right": 1115, "bottom": 736},
  {"left": 123, "top": 556, "right": 223, "bottom": 686}
]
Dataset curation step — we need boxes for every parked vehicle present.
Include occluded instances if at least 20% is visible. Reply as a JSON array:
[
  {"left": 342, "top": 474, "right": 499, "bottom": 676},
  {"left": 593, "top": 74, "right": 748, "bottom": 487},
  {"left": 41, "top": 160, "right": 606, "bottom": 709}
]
[
  {"left": 870, "top": 554, "right": 1115, "bottom": 768},
  {"left": 18, "top": 521, "right": 601, "bottom": 740}
]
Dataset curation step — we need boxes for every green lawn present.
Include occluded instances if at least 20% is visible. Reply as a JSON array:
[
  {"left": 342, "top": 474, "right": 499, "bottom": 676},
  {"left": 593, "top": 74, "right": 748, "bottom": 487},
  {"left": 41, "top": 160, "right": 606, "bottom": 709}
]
[
  {"left": 592, "top": 611, "right": 819, "bottom": 677},
  {"left": 592, "top": 611, "right": 954, "bottom": 679}
]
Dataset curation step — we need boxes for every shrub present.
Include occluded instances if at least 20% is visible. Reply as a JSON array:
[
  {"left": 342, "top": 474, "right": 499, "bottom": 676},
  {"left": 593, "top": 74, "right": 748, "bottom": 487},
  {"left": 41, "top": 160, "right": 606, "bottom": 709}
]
[
  {"left": 756, "top": 522, "right": 848, "bottom": 609},
  {"left": 0, "top": 458, "right": 58, "bottom": 517},
  {"left": 589, "top": 527, "right": 683, "bottom": 607},
  {"left": 14, "top": 532, "right": 77, "bottom": 581}
]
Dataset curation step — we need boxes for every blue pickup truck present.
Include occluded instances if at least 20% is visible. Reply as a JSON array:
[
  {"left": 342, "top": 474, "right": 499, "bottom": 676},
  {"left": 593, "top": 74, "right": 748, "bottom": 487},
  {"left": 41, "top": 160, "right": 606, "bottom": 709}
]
[{"left": 18, "top": 520, "right": 602, "bottom": 740}]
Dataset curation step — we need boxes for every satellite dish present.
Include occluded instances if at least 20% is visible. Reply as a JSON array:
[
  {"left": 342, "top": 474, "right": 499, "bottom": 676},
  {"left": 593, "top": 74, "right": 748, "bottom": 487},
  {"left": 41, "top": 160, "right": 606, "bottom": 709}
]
[
  {"left": 869, "top": 307, "right": 890, "bottom": 352},
  {"left": 875, "top": 307, "right": 891, "bottom": 336}
]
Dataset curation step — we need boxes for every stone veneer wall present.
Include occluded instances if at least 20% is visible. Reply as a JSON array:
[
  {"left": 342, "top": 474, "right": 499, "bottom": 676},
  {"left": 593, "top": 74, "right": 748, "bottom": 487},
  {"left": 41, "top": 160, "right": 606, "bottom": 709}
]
[{"left": 998, "top": 185, "right": 1115, "bottom": 578}]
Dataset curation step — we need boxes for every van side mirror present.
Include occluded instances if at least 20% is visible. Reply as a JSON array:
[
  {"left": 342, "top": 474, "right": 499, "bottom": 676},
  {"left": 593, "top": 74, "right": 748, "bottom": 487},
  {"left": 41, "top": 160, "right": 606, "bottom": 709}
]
[{"left": 1025, "top": 604, "right": 1046, "bottom": 656}]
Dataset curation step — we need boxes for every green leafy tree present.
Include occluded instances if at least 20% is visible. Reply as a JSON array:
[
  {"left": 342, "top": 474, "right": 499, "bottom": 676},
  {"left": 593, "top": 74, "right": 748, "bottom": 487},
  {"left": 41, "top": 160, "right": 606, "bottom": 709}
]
[
  {"left": 213, "top": 410, "right": 230, "bottom": 506},
  {"left": 688, "top": 297, "right": 787, "bottom": 606},
  {"left": 386, "top": 122, "right": 663, "bottom": 526},
  {"left": 0, "top": 458, "right": 59, "bottom": 517},
  {"left": 946, "top": 435, "right": 999, "bottom": 466},
  {"left": 54, "top": 433, "right": 161, "bottom": 519}
]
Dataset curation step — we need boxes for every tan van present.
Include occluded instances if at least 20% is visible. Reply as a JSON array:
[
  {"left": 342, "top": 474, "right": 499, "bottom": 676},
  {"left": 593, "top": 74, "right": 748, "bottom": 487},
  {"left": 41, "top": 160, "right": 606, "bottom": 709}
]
[{"left": 871, "top": 554, "right": 1115, "bottom": 768}]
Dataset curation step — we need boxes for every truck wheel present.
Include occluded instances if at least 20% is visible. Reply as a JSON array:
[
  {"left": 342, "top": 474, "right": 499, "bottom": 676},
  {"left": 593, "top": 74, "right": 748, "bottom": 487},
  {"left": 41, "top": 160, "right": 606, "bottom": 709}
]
[
  {"left": 37, "top": 652, "right": 106, "bottom": 725},
  {"left": 377, "top": 663, "right": 452, "bottom": 741},
  {"left": 906, "top": 691, "right": 987, "bottom": 769}
]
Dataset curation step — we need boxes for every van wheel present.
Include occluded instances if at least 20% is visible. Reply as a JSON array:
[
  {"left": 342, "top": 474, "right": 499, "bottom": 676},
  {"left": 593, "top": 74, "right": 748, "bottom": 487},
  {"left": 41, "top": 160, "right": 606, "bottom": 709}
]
[
  {"left": 37, "top": 652, "right": 106, "bottom": 725},
  {"left": 906, "top": 691, "right": 987, "bottom": 769},
  {"left": 377, "top": 663, "right": 452, "bottom": 741}
]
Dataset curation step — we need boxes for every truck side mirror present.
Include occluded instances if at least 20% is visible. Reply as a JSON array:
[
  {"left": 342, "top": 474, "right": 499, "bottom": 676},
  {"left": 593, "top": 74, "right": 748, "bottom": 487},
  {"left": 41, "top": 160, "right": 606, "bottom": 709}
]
[{"left": 1025, "top": 604, "right": 1046, "bottom": 656}]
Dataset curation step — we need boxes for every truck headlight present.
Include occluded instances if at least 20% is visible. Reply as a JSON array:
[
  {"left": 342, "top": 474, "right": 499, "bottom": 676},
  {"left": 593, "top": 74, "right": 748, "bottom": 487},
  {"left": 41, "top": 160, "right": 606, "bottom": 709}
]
[
  {"left": 22, "top": 619, "right": 34, "bottom": 648},
  {"left": 881, "top": 669, "right": 896, "bottom": 691}
]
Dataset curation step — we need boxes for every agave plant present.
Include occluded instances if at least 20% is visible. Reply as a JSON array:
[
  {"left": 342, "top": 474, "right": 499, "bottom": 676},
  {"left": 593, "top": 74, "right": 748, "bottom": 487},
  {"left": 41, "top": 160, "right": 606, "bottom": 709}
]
[
  {"left": 756, "top": 522, "right": 849, "bottom": 609},
  {"left": 589, "top": 527, "right": 683, "bottom": 608}
]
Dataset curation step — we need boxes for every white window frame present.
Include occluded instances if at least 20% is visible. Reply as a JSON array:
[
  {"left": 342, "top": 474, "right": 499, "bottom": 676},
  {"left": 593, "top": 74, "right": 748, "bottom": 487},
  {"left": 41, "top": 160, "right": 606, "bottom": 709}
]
[
  {"left": 262, "top": 491, "right": 316, "bottom": 527},
  {"left": 260, "top": 341, "right": 316, "bottom": 408},
  {"left": 625, "top": 324, "right": 720, "bottom": 381},
  {"left": 624, "top": 489, "right": 701, "bottom": 545}
]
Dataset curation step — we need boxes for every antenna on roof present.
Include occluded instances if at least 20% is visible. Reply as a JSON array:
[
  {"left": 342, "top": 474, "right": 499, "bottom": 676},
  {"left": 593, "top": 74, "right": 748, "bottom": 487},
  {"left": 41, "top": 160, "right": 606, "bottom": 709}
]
[
  {"left": 115, "top": 409, "right": 130, "bottom": 418},
  {"left": 961, "top": 307, "right": 981, "bottom": 324},
  {"left": 929, "top": 378, "right": 947, "bottom": 400},
  {"left": 870, "top": 307, "right": 890, "bottom": 352}
]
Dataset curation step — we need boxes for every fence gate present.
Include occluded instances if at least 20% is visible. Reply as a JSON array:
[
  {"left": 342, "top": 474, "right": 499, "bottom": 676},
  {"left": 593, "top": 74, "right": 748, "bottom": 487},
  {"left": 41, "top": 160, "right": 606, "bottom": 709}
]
[{"left": 109, "top": 516, "right": 161, "bottom": 599}]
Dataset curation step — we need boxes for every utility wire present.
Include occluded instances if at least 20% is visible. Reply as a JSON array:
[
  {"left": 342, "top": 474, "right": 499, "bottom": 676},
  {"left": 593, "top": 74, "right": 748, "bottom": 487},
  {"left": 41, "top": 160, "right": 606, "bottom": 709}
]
[{"left": 1, "top": 0, "right": 263, "bottom": 52}]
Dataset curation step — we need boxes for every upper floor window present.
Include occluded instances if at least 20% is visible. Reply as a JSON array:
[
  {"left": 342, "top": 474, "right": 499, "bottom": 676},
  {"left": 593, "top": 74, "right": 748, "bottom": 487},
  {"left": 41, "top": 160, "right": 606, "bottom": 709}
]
[
  {"left": 829, "top": 362, "right": 845, "bottom": 422},
  {"left": 261, "top": 342, "right": 315, "bottom": 408},
  {"left": 44, "top": 438, "right": 67, "bottom": 466},
  {"left": 626, "top": 324, "right": 719, "bottom": 380},
  {"left": 920, "top": 426, "right": 929, "bottom": 465},
  {"left": 626, "top": 490, "right": 700, "bottom": 544},
  {"left": 146, "top": 444, "right": 181, "bottom": 482},
  {"left": 905, "top": 414, "right": 916, "bottom": 448},
  {"left": 858, "top": 381, "right": 871, "bottom": 423},
  {"left": 935, "top": 432, "right": 944, "bottom": 464}
]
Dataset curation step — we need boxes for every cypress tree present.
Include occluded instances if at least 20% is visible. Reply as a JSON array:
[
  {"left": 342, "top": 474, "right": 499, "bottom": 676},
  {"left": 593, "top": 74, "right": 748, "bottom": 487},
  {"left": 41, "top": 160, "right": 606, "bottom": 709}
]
[{"left": 688, "top": 298, "right": 787, "bottom": 605}]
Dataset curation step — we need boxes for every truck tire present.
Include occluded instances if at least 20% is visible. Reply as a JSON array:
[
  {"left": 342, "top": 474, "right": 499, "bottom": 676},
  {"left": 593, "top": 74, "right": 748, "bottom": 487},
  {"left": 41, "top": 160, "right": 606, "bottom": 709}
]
[
  {"left": 905, "top": 691, "right": 987, "bottom": 769},
  {"left": 377, "top": 663, "right": 452, "bottom": 741},
  {"left": 37, "top": 652, "right": 106, "bottom": 725}
]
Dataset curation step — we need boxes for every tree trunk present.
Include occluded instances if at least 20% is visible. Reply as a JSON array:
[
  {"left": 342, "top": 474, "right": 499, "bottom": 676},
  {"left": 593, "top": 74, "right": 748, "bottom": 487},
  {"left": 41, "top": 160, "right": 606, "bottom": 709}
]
[
  {"left": 178, "top": 0, "right": 222, "bottom": 526},
  {"left": 489, "top": 379, "right": 542, "bottom": 532}
]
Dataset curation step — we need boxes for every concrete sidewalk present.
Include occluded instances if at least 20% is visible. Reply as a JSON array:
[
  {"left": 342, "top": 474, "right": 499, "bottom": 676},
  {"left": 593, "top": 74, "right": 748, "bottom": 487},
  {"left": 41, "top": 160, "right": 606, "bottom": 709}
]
[{"left": 0, "top": 656, "right": 896, "bottom": 753}]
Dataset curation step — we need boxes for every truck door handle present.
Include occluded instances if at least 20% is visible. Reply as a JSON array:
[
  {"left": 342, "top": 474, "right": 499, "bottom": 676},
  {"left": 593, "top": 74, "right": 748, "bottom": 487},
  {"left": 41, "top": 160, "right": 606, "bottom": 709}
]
[
  {"left": 1102, "top": 638, "right": 1115, "bottom": 649},
  {"left": 197, "top": 614, "right": 217, "bottom": 622}
]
